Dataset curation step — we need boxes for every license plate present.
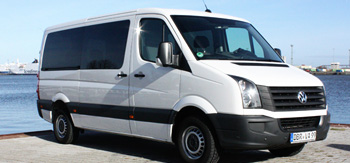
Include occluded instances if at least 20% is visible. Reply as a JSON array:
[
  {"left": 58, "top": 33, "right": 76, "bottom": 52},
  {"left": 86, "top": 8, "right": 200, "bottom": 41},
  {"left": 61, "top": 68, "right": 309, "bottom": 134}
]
[{"left": 290, "top": 131, "right": 316, "bottom": 144}]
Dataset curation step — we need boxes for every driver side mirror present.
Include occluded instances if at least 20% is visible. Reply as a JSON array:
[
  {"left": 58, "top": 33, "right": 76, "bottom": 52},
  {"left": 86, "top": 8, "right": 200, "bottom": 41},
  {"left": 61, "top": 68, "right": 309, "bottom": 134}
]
[
  {"left": 274, "top": 48, "right": 281, "bottom": 56},
  {"left": 156, "top": 42, "right": 179, "bottom": 67}
]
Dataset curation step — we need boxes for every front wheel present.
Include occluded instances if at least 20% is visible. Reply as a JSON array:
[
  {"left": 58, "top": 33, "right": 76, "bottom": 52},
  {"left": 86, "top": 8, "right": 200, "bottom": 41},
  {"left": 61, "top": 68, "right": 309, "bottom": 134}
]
[
  {"left": 53, "top": 110, "right": 79, "bottom": 144},
  {"left": 176, "top": 116, "right": 220, "bottom": 163},
  {"left": 269, "top": 144, "right": 305, "bottom": 157}
]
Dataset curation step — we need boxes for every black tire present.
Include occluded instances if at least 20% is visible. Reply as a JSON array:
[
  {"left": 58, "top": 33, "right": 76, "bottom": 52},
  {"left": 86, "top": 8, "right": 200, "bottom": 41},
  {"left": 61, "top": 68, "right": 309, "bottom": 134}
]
[
  {"left": 176, "top": 116, "right": 220, "bottom": 163},
  {"left": 53, "top": 109, "right": 79, "bottom": 144},
  {"left": 269, "top": 144, "right": 305, "bottom": 157}
]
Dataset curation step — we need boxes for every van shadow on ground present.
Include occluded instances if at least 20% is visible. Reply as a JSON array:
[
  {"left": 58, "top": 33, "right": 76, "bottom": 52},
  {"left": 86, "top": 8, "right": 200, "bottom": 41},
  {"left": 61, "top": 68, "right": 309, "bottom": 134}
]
[
  {"left": 36, "top": 130, "right": 277, "bottom": 162},
  {"left": 327, "top": 144, "right": 350, "bottom": 152}
]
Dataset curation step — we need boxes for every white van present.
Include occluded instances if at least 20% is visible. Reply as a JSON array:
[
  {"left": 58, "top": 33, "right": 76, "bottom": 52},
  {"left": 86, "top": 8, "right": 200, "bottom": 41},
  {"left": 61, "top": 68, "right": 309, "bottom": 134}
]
[{"left": 37, "top": 8, "right": 330, "bottom": 162}]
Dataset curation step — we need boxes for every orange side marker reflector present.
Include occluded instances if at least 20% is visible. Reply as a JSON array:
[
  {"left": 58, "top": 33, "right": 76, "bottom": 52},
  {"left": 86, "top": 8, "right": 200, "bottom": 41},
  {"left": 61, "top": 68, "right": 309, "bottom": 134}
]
[
  {"left": 129, "top": 115, "right": 134, "bottom": 119},
  {"left": 73, "top": 109, "right": 77, "bottom": 113},
  {"left": 40, "top": 105, "right": 43, "bottom": 108}
]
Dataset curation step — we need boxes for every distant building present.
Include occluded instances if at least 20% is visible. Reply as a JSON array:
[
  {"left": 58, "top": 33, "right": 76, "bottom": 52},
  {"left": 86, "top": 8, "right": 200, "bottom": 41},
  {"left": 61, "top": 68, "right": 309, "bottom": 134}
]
[
  {"left": 297, "top": 64, "right": 312, "bottom": 69},
  {"left": 331, "top": 62, "right": 340, "bottom": 69}
]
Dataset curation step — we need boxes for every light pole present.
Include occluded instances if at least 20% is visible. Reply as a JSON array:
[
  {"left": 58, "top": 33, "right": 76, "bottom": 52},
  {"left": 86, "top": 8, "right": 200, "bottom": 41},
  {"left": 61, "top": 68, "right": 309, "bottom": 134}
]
[
  {"left": 332, "top": 48, "right": 335, "bottom": 62},
  {"left": 291, "top": 44, "right": 293, "bottom": 65}
]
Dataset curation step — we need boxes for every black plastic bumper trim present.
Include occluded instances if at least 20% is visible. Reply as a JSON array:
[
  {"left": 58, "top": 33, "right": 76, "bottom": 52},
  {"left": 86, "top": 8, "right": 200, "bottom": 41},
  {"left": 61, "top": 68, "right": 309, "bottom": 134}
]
[
  {"left": 37, "top": 100, "right": 53, "bottom": 118},
  {"left": 208, "top": 113, "right": 330, "bottom": 150}
]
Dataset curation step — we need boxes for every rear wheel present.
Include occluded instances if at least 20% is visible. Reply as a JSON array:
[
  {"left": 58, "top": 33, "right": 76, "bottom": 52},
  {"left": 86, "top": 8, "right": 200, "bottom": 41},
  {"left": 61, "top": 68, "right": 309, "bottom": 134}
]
[
  {"left": 269, "top": 144, "right": 305, "bottom": 157},
  {"left": 176, "top": 116, "right": 220, "bottom": 163},
  {"left": 53, "top": 110, "right": 79, "bottom": 144}
]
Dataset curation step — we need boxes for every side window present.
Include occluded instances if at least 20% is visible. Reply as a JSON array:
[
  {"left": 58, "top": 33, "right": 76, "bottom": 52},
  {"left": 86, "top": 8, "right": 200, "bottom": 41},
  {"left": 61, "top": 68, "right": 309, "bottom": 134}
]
[
  {"left": 164, "top": 26, "right": 181, "bottom": 56},
  {"left": 42, "top": 20, "right": 130, "bottom": 71},
  {"left": 139, "top": 19, "right": 180, "bottom": 62},
  {"left": 42, "top": 28, "right": 83, "bottom": 70},
  {"left": 226, "top": 28, "right": 251, "bottom": 52},
  {"left": 81, "top": 20, "right": 130, "bottom": 69}
]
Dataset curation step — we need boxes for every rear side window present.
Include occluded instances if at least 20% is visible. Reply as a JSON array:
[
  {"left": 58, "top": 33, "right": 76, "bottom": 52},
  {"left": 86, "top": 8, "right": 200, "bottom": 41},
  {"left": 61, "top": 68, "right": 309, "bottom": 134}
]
[
  {"left": 42, "top": 20, "right": 130, "bottom": 71},
  {"left": 42, "top": 28, "right": 83, "bottom": 70},
  {"left": 81, "top": 21, "right": 130, "bottom": 69}
]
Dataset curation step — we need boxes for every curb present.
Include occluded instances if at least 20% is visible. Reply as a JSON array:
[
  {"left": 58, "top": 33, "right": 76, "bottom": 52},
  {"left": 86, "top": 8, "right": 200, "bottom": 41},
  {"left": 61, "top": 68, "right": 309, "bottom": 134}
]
[
  {"left": 330, "top": 123, "right": 350, "bottom": 128},
  {"left": 0, "top": 130, "right": 52, "bottom": 140}
]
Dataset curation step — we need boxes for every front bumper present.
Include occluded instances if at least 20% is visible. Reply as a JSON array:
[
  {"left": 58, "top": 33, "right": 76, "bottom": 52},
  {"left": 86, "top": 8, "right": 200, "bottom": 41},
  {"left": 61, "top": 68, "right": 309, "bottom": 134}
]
[{"left": 208, "top": 112, "right": 330, "bottom": 150}]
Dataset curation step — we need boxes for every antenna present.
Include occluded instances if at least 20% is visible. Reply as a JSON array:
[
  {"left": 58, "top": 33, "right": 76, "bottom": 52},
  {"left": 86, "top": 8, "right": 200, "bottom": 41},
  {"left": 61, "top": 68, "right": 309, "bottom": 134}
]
[{"left": 202, "top": 0, "right": 212, "bottom": 13}]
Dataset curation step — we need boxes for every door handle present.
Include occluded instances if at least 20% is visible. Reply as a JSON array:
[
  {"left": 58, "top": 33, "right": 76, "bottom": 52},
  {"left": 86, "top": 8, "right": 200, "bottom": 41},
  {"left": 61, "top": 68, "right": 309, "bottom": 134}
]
[
  {"left": 134, "top": 72, "right": 145, "bottom": 78},
  {"left": 117, "top": 72, "right": 127, "bottom": 77}
]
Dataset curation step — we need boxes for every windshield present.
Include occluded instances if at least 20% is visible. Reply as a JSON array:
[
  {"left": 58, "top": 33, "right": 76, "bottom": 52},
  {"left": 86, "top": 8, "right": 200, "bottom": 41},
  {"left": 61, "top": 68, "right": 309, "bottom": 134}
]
[{"left": 171, "top": 16, "right": 283, "bottom": 62}]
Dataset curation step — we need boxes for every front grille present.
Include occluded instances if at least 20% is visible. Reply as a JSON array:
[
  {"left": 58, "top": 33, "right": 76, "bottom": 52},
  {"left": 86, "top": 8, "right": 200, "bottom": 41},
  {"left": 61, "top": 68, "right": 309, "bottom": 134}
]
[
  {"left": 280, "top": 116, "right": 320, "bottom": 131},
  {"left": 258, "top": 86, "right": 326, "bottom": 111}
]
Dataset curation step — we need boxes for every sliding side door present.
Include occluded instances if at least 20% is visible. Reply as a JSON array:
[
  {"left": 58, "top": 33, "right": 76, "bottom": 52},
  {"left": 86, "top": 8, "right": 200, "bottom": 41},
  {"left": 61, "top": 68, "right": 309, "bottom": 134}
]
[{"left": 73, "top": 17, "right": 134, "bottom": 134}]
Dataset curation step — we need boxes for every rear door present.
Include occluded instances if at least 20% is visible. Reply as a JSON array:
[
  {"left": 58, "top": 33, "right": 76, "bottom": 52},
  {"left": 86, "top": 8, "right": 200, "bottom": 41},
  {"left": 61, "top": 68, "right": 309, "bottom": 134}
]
[{"left": 73, "top": 17, "right": 134, "bottom": 134}]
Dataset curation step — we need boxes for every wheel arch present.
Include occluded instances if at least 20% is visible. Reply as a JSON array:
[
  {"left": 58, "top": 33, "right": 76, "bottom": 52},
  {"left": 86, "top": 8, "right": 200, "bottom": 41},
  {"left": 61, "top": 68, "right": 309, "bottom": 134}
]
[
  {"left": 171, "top": 106, "right": 219, "bottom": 146},
  {"left": 51, "top": 100, "right": 70, "bottom": 120},
  {"left": 52, "top": 93, "right": 70, "bottom": 103},
  {"left": 50, "top": 93, "right": 71, "bottom": 119},
  {"left": 173, "top": 95, "right": 217, "bottom": 114},
  {"left": 171, "top": 95, "right": 218, "bottom": 142}
]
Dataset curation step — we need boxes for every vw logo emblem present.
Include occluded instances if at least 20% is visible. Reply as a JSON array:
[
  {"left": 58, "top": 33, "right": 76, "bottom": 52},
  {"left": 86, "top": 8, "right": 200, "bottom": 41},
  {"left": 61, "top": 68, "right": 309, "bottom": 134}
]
[{"left": 297, "top": 91, "right": 307, "bottom": 104}]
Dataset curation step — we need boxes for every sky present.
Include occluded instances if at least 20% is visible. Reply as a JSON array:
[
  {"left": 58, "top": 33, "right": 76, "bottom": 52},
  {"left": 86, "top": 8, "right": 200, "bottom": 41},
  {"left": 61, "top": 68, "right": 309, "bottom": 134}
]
[{"left": 0, "top": 0, "right": 349, "bottom": 67}]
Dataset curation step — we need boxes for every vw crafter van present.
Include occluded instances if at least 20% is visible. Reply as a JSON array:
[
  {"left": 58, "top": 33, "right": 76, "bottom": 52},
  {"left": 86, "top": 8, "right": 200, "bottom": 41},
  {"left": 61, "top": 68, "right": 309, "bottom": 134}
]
[{"left": 37, "top": 8, "right": 330, "bottom": 162}]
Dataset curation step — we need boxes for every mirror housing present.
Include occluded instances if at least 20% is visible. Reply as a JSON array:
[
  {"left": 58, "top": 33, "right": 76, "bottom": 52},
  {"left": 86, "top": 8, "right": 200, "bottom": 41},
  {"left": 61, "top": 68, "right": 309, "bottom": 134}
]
[
  {"left": 156, "top": 42, "right": 179, "bottom": 67},
  {"left": 274, "top": 48, "right": 281, "bottom": 56}
]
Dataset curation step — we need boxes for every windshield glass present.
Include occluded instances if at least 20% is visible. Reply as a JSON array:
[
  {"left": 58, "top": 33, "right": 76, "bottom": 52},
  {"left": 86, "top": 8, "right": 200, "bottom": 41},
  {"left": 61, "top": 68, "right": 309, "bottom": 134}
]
[{"left": 171, "top": 16, "right": 283, "bottom": 62}]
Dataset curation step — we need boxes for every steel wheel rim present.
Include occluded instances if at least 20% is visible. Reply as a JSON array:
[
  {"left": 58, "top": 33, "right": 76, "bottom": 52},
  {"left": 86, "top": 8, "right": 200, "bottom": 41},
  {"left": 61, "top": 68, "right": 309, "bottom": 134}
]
[
  {"left": 182, "top": 126, "right": 205, "bottom": 160},
  {"left": 56, "top": 115, "right": 68, "bottom": 139}
]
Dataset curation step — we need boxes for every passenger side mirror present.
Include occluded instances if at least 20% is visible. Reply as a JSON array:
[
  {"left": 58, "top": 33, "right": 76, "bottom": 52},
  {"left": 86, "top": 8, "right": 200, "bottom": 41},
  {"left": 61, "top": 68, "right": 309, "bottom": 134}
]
[
  {"left": 156, "top": 42, "right": 179, "bottom": 67},
  {"left": 274, "top": 48, "right": 281, "bottom": 56}
]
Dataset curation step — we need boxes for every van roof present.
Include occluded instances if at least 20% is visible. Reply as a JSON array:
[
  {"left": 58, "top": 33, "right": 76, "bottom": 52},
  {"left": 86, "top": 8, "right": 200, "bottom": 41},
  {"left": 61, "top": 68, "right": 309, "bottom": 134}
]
[{"left": 46, "top": 8, "right": 249, "bottom": 31}]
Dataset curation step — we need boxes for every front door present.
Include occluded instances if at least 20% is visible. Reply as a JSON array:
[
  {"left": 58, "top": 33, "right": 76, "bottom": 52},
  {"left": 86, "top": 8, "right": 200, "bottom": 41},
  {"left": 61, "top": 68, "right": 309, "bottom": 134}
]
[{"left": 129, "top": 15, "right": 182, "bottom": 141}]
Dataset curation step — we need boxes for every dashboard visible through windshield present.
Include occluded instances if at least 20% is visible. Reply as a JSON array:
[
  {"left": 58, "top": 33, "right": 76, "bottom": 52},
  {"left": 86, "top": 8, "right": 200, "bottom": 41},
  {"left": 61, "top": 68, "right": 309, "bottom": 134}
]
[{"left": 171, "top": 16, "right": 283, "bottom": 62}]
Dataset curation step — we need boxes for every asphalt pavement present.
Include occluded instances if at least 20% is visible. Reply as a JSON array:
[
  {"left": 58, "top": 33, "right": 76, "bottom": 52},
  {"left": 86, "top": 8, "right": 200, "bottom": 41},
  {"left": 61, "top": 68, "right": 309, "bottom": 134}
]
[{"left": 0, "top": 126, "right": 349, "bottom": 163}]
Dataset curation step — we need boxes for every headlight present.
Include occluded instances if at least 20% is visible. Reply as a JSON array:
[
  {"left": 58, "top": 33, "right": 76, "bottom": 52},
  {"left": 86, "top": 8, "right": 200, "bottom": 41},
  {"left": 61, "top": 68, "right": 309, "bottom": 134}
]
[{"left": 231, "top": 76, "right": 262, "bottom": 108}]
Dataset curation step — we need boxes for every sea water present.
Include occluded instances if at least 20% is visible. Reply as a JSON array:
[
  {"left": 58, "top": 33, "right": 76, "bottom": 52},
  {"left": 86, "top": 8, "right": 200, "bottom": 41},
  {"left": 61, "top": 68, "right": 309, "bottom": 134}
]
[
  {"left": 0, "top": 75, "right": 51, "bottom": 135},
  {"left": 316, "top": 75, "right": 350, "bottom": 124},
  {"left": 0, "top": 75, "right": 349, "bottom": 135}
]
